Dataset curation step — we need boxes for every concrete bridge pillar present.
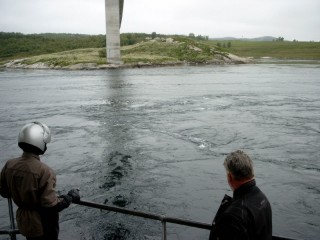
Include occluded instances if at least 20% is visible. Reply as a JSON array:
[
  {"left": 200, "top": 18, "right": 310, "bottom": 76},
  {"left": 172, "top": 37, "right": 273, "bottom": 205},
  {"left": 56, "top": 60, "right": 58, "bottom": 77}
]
[{"left": 105, "top": 0, "right": 123, "bottom": 64}]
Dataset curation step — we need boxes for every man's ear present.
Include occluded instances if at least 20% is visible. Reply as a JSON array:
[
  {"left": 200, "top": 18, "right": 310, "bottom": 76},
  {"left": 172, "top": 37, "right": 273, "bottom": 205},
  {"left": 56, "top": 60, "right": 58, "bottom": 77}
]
[
  {"left": 227, "top": 172, "right": 233, "bottom": 183},
  {"left": 227, "top": 172, "right": 235, "bottom": 191}
]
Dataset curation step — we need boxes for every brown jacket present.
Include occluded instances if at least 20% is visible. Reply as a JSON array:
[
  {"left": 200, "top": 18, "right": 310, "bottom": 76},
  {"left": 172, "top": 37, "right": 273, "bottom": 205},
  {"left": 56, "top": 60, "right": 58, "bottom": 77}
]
[{"left": 0, "top": 152, "right": 60, "bottom": 237}]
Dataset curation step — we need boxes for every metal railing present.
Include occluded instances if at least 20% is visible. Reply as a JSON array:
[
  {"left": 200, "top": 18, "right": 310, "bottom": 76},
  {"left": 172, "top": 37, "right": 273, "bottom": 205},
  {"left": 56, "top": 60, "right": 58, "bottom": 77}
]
[
  {"left": 1, "top": 198, "right": 296, "bottom": 240},
  {"left": 77, "top": 199, "right": 212, "bottom": 240},
  {"left": 0, "top": 198, "right": 18, "bottom": 240}
]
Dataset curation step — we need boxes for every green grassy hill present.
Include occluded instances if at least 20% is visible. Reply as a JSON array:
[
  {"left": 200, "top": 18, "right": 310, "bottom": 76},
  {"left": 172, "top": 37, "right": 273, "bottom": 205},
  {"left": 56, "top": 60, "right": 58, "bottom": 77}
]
[
  {"left": 1, "top": 32, "right": 319, "bottom": 68},
  {"left": 2, "top": 35, "right": 247, "bottom": 68},
  {"left": 121, "top": 37, "right": 223, "bottom": 64},
  {"left": 0, "top": 32, "right": 158, "bottom": 62},
  {"left": 206, "top": 40, "right": 320, "bottom": 59}
]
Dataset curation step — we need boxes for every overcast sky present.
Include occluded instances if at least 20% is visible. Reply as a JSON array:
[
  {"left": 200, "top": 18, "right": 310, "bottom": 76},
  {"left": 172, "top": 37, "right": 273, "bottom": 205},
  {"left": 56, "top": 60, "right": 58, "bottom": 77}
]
[{"left": 1, "top": 0, "right": 319, "bottom": 41}]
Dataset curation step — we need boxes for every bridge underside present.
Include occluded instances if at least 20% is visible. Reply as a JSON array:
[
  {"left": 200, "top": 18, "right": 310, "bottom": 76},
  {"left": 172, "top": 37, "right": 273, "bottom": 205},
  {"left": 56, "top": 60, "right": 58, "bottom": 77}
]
[{"left": 105, "top": 0, "right": 124, "bottom": 64}]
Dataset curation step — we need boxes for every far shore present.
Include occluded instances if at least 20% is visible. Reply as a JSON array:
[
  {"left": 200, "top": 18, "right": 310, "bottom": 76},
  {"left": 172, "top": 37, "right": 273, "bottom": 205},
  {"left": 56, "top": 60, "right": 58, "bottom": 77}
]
[
  {"left": 2, "top": 36, "right": 319, "bottom": 71},
  {"left": 2, "top": 53, "right": 253, "bottom": 71},
  {"left": 3, "top": 57, "right": 320, "bottom": 71}
]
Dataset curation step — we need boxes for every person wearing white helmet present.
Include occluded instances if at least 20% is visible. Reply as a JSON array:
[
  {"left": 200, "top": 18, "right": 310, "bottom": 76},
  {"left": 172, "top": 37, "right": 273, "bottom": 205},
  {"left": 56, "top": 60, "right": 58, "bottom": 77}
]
[{"left": 0, "top": 122, "right": 80, "bottom": 240}]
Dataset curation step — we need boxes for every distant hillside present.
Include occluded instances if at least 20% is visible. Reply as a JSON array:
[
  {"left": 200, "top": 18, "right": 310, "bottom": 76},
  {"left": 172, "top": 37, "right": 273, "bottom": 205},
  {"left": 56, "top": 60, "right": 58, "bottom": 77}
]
[
  {"left": 0, "top": 32, "right": 153, "bottom": 61},
  {"left": 3, "top": 37, "right": 251, "bottom": 69},
  {"left": 0, "top": 32, "right": 104, "bottom": 60},
  {"left": 206, "top": 40, "right": 320, "bottom": 59},
  {"left": 1, "top": 32, "right": 320, "bottom": 68},
  {"left": 210, "top": 36, "right": 276, "bottom": 41}
]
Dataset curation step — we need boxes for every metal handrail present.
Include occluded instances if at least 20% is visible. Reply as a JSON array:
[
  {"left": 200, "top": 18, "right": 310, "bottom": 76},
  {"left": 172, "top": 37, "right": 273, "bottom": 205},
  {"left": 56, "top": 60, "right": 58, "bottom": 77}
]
[
  {"left": 77, "top": 200, "right": 212, "bottom": 230},
  {"left": 0, "top": 230, "right": 20, "bottom": 235},
  {"left": 75, "top": 200, "right": 296, "bottom": 240},
  {"left": 76, "top": 199, "right": 212, "bottom": 240},
  {"left": 1, "top": 198, "right": 297, "bottom": 240}
]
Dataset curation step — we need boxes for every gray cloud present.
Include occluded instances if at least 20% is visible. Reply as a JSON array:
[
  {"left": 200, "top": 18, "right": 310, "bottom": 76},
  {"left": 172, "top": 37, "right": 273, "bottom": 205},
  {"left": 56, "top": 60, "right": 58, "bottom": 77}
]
[{"left": 0, "top": 0, "right": 319, "bottom": 41}]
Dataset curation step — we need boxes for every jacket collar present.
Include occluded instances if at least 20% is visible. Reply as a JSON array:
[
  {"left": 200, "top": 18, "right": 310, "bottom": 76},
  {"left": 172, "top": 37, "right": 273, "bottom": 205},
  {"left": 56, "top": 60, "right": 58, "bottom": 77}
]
[
  {"left": 233, "top": 179, "right": 256, "bottom": 198},
  {"left": 22, "top": 152, "right": 40, "bottom": 161}
]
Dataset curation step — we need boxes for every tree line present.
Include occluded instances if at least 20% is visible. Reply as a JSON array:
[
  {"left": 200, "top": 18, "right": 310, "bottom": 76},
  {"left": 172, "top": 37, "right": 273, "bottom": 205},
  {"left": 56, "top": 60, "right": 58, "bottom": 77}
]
[
  {"left": 0, "top": 32, "right": 165, "bottom": 60},
  {"left": 1, "top": 32, "right": 213, "bottom": 61},
  {"left": 0, "top": 32, "right": 105, "bottom": 60}
]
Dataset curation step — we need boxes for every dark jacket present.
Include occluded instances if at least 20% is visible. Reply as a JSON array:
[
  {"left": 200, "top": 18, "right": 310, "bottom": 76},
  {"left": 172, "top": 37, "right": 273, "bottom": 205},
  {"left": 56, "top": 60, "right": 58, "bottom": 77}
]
[{"left": 209, "top": 179, "right": 272, "bottom": 240}]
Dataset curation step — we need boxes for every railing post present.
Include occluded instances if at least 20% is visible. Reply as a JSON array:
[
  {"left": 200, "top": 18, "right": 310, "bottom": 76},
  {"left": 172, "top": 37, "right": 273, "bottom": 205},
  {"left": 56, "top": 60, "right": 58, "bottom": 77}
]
[
  {"left": 161, "top": 217, "right": 167, "bottom": 240},
  {"left": 8, "top": 198, "right": 17, "bottom": 240}
]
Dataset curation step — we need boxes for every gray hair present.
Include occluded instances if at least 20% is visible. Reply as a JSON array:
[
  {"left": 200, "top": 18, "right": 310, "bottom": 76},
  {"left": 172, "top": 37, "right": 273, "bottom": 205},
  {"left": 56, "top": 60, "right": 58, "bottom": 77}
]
[{"left": 223, "top": 150, "right": 254, "bottom": 180}]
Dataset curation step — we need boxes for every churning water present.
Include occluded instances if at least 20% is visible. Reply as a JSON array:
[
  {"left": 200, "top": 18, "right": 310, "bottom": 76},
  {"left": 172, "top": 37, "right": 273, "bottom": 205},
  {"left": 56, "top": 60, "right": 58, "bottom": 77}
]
[{"left": 0, "top": 63, "right": 319, "bottom": 240}]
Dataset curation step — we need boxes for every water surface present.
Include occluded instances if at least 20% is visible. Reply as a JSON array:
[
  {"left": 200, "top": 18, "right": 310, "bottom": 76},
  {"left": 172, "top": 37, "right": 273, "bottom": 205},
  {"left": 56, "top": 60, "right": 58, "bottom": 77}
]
[{"left": 0, "top": 64, "right": 319, "bottom": 239}]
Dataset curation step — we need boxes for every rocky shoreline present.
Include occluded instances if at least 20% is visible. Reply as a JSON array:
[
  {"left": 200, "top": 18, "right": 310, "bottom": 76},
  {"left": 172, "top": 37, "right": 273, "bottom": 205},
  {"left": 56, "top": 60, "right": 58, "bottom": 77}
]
[
  {"left": 2, "top": 37, "right": 254, "bottom": 70},
  {"left": 2, "top": 53, "right": 253, "bottom": 70}
]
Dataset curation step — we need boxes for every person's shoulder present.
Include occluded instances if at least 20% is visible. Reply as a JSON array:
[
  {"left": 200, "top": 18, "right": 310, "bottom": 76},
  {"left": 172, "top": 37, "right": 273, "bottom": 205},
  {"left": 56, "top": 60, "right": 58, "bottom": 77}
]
[
  {"left": 38, "top": 159, "right": 53, "bottom": 170},
  {"left": 8, "top": 155, "right": 24, "bottom": 162},
  {"left": 2, "top": 156, "right": 23, "bottom": 168},
  {"left": 38, "top": 159, "right": 55, "bottom": 176},
  {"left": 250, "top": 185, "right": 271, "bottom": 205},
  {"left": 222, "top": 199, "right": 251, "bottom": 221}
]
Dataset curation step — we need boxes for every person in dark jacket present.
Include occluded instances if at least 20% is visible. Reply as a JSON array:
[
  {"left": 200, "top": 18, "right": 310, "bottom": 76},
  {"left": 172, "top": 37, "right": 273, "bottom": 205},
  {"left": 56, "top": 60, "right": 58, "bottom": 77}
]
[
  {"left": 0, "top": 122, "right": 80, "bottom": 240},
  {"left": 209, "top": 150, "right": 272, "bottom": 240}
]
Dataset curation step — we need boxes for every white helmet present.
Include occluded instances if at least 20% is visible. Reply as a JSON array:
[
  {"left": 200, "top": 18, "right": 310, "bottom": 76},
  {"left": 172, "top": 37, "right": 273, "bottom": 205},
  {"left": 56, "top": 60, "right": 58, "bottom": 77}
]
[{"left": 18, "top": 122, "right": 51, "bottom": 154}]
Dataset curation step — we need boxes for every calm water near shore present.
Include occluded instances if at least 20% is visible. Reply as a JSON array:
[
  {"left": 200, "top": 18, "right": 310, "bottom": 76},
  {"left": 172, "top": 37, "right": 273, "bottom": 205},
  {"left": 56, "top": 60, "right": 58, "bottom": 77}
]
[{"left": 0, "top": 63, "right": 319, "bottom": 239}]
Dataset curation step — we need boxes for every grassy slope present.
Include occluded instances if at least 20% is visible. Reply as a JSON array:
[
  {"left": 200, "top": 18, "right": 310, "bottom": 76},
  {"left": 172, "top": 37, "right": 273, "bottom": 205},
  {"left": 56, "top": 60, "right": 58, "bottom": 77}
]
[
  {"left": 22, "top": 48, "right": 106, "bottom": 66},
  {"left": 1, "top": 32, "right": 320, "bottom": 67},
  {"left": 121, "top": 37, "right": 217, "bottom": 64},
  {"left": 6, "top": 37, "right": 227, "bottom": 67},
  {"left": 206, "top": 40, "right": 320, "bottom": 59}
]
